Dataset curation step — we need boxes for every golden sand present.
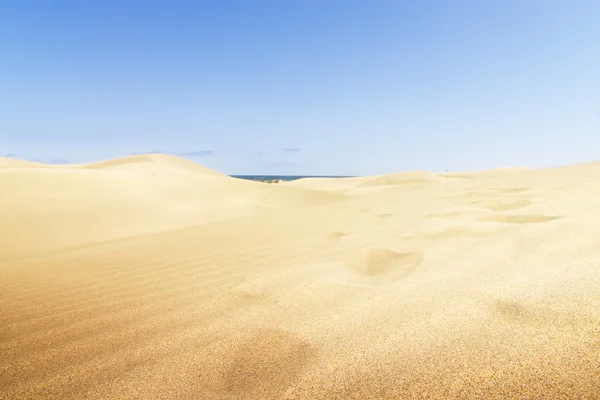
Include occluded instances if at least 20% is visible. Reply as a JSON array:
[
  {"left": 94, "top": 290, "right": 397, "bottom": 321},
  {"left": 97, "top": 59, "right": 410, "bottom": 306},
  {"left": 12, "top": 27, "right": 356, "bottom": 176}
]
[{"left": 1, "top": 155, "right": 599, "bottom": 399}]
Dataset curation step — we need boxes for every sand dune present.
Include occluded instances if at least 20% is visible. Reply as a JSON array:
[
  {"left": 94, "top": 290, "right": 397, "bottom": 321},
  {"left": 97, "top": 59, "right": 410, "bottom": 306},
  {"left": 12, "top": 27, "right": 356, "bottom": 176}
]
[
  {"left": 285, "top": 168, "right": 535, "bottom": 195},
  {"left": 0, "top": 157, "right": 51, "bottom": 169},
  {"left": 78, "top": 154, "right": 229, "bottom": 176},
  {"left": 0, "top": 155, "right": 346, "bottom": 260},
  {"left": 1, "top": 156, "right": 600, "bottom": 399}
]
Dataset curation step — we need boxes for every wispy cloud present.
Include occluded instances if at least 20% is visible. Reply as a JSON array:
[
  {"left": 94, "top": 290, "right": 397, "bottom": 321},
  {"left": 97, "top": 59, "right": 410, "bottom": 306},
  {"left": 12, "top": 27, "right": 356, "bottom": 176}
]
[
  {"left": 3, "top": 153, "right": 16, "bottom": 158},
  {"left": 131, "top": 150, "right": 213, "bottom": 158},
  {"left": 177, "top": 150, "right": 214, "bottom": 157},
  {"left": 281, "top": 148, "right": 300, "bottom": 153}
]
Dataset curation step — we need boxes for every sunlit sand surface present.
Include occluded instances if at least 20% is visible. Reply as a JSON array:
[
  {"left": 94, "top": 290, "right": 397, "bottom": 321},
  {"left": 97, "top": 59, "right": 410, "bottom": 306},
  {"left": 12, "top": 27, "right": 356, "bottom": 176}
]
[{"left": 1, "top": 155, "right": 599, "bottom": 399}]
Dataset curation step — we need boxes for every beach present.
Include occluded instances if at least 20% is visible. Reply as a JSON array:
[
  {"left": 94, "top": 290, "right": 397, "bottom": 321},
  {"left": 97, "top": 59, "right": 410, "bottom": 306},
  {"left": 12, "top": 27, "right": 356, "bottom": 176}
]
[{"left": 1, "top": 154, "right": 599, "bottom": 399}]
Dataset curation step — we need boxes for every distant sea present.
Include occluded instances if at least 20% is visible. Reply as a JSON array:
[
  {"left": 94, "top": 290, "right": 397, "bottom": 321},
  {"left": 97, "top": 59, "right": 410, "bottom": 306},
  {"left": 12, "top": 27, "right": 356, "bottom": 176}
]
[{"left": 232, "top": 175, "right": 350, "bottom": 182}]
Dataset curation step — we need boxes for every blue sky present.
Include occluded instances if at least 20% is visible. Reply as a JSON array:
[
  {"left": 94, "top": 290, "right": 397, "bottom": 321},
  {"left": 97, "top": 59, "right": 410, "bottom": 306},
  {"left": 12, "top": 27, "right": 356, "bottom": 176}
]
[{"left": 1, "top": 1, "right": 599, "bottom": 175}]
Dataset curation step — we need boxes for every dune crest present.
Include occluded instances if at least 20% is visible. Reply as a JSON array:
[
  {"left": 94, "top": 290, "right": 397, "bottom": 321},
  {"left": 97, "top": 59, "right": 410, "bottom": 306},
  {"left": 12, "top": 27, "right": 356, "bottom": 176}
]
[
  {"left": 77, "top": 153, "right": 228, "bottom": 176},
  {"left": 357, "top": 171, "right": 441, "bottom": 187},
  {"left": 0, "top": 157, "right": 51, "bottom": 169},
  {"left": 0, "top": 155, "right": 346, "bottom": 260}
]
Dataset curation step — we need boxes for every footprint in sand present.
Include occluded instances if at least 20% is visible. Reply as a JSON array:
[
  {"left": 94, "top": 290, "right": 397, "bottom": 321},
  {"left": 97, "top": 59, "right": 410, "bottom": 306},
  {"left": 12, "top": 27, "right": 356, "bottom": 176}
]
[
  {"left": 212, "top": 329, "right": 316, "bottom": 397},
  {"left": 440, "top": 187, "right": 534, "bottom": 203},
  {"left": 347, "top": 249, "right": 423, "bottom": 278},
  {"left": 378, "top": 212, "right": 393, "bottom": 218},
  {"left": 482, "top": 214, "right": 563, "bottom": 224},
  {"left": 310, "top": 230, "right": 349, "bottom": 253},
  {"left": 325, "top": 230, "right": 347, "bottom": 242},
  {"left": 489, "top": 299, "right": 539, "bottom": 324},
  {"left": 227, "top": 290, "right": 269, "bottom": 306},
  {"left": 428, "top": 207, "right": 483, "bottom": 218},
  {"left": 474, "top": 199, "right": 532, "bottom": 212},
  {"left": 423, "top": 226, "right": 493, "bottom": 240},
  {"left": 491, "top": 186, "right": 531, "bottom": 194}
]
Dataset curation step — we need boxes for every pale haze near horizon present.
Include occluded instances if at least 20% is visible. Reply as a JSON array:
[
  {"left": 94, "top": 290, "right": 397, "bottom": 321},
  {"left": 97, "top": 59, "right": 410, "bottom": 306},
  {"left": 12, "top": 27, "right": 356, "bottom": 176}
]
[{"left": 1, "top": 1, "right": 598, "bottom": 176}]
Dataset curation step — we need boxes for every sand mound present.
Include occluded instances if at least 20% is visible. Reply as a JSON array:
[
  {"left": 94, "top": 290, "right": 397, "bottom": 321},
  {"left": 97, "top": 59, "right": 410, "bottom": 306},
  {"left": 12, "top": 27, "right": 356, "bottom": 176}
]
[
  {"left": 0, "top": 154, "right": 227, "bottom": 176},
  {"left": 357, "top": 171, "right": 442, "bottom": 187},
  {"left": 439, "top": 166, "right": 535, "bottom": 179},
  {"left": 2, "top": 160, "right": 600, "bottom": 399},
  {"left": 283, "top": 176, "right": 364, "bottom": 194},
  {"left": 78, "top": 153, "right": 227, "bottom": 176},
  {"left": 0, "top": 156, "right": 346, "bottom": 260},
  {"left": 287, "top": 172, "right": 443, "bottom": 193},
  {"left": 0, "top": 157, "right": 50, "bottom": 169},
  {"left": 290, "top": 168, "right": 537, "bottom": 194}
]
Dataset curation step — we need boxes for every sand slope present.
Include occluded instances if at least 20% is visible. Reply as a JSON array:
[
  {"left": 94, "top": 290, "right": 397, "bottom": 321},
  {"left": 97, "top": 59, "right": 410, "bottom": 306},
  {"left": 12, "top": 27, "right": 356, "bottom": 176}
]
[
  {"left": 0, "top": 155, "right": 346, "bottom": 260},
  {"left": 1, "top": 157, "right": 600, "bottom": 399}
]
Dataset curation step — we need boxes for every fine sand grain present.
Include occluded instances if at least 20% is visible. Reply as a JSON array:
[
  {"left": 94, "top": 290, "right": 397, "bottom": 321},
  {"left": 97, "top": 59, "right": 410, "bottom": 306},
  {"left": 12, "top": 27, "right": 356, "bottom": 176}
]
[{"left": 1, "top": 155, "right": 599, "bottom": 399}]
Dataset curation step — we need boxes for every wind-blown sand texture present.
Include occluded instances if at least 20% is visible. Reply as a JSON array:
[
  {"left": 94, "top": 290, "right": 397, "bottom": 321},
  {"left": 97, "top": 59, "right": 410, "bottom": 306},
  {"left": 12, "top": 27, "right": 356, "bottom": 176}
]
[{"left": 1, "top": 155, "right": 599, "bottom": 399}]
